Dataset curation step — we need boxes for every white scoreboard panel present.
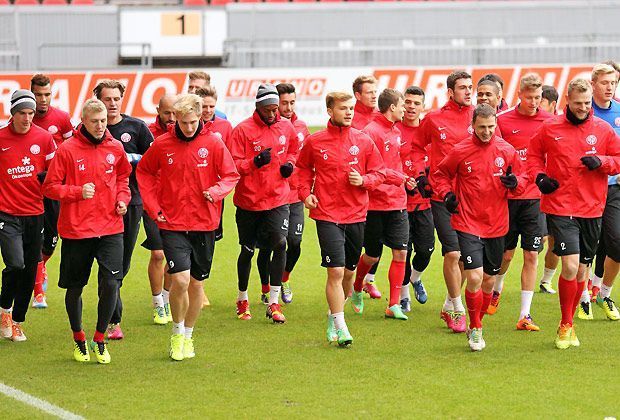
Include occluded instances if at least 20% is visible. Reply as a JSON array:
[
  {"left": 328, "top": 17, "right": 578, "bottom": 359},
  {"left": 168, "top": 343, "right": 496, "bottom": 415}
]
[{"left": 120, "top": 8, "right": 227, "bottom": 57}]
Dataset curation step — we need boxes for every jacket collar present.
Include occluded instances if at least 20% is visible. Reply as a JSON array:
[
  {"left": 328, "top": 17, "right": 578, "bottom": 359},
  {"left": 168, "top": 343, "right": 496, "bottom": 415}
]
[
  {"left": 326, "top": 119, "right": 351, "bottom": 135},
  {"left": 372, "top": 112, "right": 395, "bottom": 129},
  {"left": 252, "top": 110, "right": 280, "bottom": 127},
  {"left": 74, "top": 124, "right": 114, "bottom": 145},
  {"left": 354, "top": 101, "right": 375, "bottom": 116},
  {"left": 443, "top": 99, "right": 472, "bottom": 113}
]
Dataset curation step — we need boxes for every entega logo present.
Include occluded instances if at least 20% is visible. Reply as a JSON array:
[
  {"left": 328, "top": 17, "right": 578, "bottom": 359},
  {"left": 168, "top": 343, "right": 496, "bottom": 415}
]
[{"left": 7, "top": 156, "right": 35, "bottom": 179}]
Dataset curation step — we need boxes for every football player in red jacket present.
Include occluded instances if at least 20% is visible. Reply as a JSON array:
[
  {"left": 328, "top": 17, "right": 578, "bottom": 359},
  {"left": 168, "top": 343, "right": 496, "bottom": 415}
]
[
  {"left": 30, "top": 74, "right": 74, "bottom": 309},
  {"left": 297, "top": 91, "right": 385, "bottom": 347},
  {"left": 435, "top": 104, "right": 525, "bottom": 351},
  {"left": 138, "top": 94, "right": 239, "bottom": 361},
  {"left": 0, "top": 90, "right": 56, "bottom": 342},
  {"left": 528, "top": 78, "right": 620, "bottom": 349},
  {"left": 256, "top": 83, "right": 311, "bottom": 305},
  {"left": 352, "top": 89, "right": 417, "bottom": 320},
  {"left": 351, "top": 75, "right": 380, "bottom": 131},
  {"left": 493, "top": 73, "right": 553, "bottom": 331},
  {"left": 43, "top": 99, "right": 132, "bottom": 364}
]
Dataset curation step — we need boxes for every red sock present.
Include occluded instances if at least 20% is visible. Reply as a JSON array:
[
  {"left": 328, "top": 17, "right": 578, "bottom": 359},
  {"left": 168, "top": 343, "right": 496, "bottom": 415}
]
[
  {"left": 480, "top": 291, "right": 493, "bottom": 321},
  {"left": 261, "top": 284, "right": 269, "bottom": 294},
  {"left": 93, "top": 330, "right": 105, "bottom": 343},
  {"left": 465, "top": 289, "right": 483, "bottom": 329},
  {"left": 388, "top": 260, "right": 405, "bottom": 306},
  {"left": 33, "top": 261, "right": 45, "bottom": 296},
  {"left": 558, "top": 276, "right": 578, "bottom": 326},
  {"left": 282, "top": 271, "right": 290, "bottom": 283},
  {"left": 587, "top": 279, "right": 592, "bottom": 292},
  {"left": 42, "top": 253, "right": 51, "bottom": 264},
  {"left": 354, "top": 256, "right": 372, "bottom": 292},
  {"left": 73, "top": 330, "right": 85, "bottom": 342},
  {"left": 572, "top": 281, "right": 586, "bottom": 319}
]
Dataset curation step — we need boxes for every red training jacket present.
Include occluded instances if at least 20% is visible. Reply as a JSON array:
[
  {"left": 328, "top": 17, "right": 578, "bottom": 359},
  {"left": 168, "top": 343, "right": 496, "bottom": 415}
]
[
  {"left": 352, "top": 101, "right": 381, "bottom": 131},
  {"left": 231, "top": 111, "right": 299, "bottom": 211},
  {"left": 33, "top": 105, "right": 74, "bottom": 146},
  {"left": 0, "top": 123, "right": 56, "bottom": 216},
  {"left": 528, "top": 112, "right": 620, "bottom": 218},
  {"left": 285, "top": 112, "right": 311, "bottom": 204},
  {"left": 420, "top": 100, "right": 475, "bottom": 202},
  {"left": 396, "top": 120, "right": 431, "bottom": 211},
  {"left": 137, "top": 123, "right": 239, "bottom": 232},
  {"left": 435, "top": 134, "right": 525, "bottom": 238},
  {"left": 296, "top": 120, "right": 386, "bottom": 224},
  {"left": 148, "top": 116, "right": 168, "bottom": 140},
  {"left": 497, "top": 106, "right": 553, "bottom": 200},
  {"left": 363, "top": 113, "right": 407, "bottom": 211},
  {"left": 42, "top": 127, "right": 131, "bottom": 239},
  {"left": 206, "top": 116, "right": 233, "bottom": 152}
]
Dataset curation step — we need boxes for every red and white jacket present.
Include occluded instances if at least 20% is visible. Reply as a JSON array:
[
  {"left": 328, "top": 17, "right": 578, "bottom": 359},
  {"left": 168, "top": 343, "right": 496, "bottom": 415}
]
[
  {"left": 137, "top": 123, "right": 239, "bottom": 232},
  {"left": 352, "top": 101, "right": 381, "bottom": 131},
  {"left": 296, "top": 121, "right": 386, "bottom": 224},
  {"left": 528, "top": 112, "right": 620, "bottom": 218},
  {"left": 497, "top": 106, "right": 553, "bottom": 200},
  {"left": 148, "top": 116, "right": 169, "bottom": 140},
  {"left": 419, "top": 100, "right": 475, "bottom": 202},
  {"left": 205, "top": 116, "right": 233, "bottom": 152},
  {"left": 435, "top": 134, "right": 525, "bottom": 238},
  {"left": 42, "top": 127, "right": 131, "bottom": 239},
  {"left": 33, "top": 105, "right": 74, "bottom": 146},
  {"left": 231, "top": 111, "right": 299, "bottom": 211},
  {"left": 285, "top": 112, "right": 310, "bottom": 204},
  {"left": 0, "top": 123, "right": 56, "bottom": 216},
  {"left": 396, "top": 121, "right": 431, "bottom": 212},
  {"left": 362, "top": 114, "right": 407, "bottom": 211}
]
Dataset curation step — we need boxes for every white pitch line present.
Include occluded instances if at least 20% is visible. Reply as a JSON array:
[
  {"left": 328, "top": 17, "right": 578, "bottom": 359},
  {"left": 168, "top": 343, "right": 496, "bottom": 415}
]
[{"left": 0, "top": 382, "right": 84, "bottom": 420}]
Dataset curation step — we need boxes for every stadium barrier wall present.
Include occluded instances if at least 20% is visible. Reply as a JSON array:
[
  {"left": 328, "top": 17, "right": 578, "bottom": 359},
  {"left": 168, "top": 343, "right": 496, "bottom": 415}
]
[{"left": 0, "top": 64, "right": 597, "bottom": 126}]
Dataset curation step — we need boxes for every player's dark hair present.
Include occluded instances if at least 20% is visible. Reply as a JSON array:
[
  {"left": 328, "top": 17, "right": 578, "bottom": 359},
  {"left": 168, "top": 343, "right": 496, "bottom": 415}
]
[
  {"left": 472, "top": 103, "right": 496, "bottom": 123},
  {"left": 276, "top": 83, "right": 296, "bottom": 96},
  {"left": 447, "top": 71, "right": 472, "bottom": 91},
  {"left": 378, "top": 88, "right": 404, "bottom": 113},
  {"left": 478, "top": 73, "right": 504, "bottom": 90},
  {"left": 541, "top": 85, "right": 559, "bottom": 103},
  {"left": 404, "top": 86, "right": 425, "bottom": 97}
]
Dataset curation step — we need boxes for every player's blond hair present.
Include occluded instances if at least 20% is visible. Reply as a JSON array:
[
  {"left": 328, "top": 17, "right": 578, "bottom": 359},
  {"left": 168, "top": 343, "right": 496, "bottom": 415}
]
[
  {"left": 567, "top": 78, "right": 593, "bottom": 96},
  {"left": 591, "top": 64, "right": 616, "bottom": 82},
  {"left": 195, "top": 85, "right": 218, "bottom": 100},
  {"left": 519, "top": 73, "right": 543, "bottom": 91},
  {"left": 173, "top": 94, "right": 202, "bottom": 117},
  {"left": 82, "top": 98, "right": 107, "bottom": 118},
  {"left": 188, "top": 71, "right": 211, "bottom": 84},
  {"left": 326, "top": 91, "right": 353, "bottom": 109},
  {"left": 352, "top": 75, "right": 377, "bottom": 94}
]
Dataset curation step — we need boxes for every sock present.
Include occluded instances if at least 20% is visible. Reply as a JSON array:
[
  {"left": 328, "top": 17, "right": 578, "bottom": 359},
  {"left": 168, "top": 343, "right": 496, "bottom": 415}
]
[
  {"left": 332, "top": 312, "right": 345, "bottom": 330},
  {"left": 442, "top": 295, "right": 453, "bottom": 312},
  {"left": 93, "top": 330, "right": 105, "bottom": 343},
  {"left": 172, "top": 321, "right": 185, "bottom": 335},
  {"left": 354, "top": 257, "right": 373, "bottom": 292},
  {"left": 592, "top": 275, "right": 603, "bottom": 289},
  {"left": 558, "top": 276, "right": 577, "bottom": 326},
  {"left": 579, "top": 288, "right": 590, "bottom": 304},
  {"left": 572, "top": 281, "right": 586, "bottom": 319},
  {"left": 541, "top": 267, "right": 556, "bottom": 284},
  {"left": 33, "top": 261, "right": 45, "bottom": 296},
  {"left": 269, "top": 286, "right": 280, "bottom": 305},
  {"left": 237, "top": 290, "right": 248, "bottom": 302},
  {"left": 388, "top": 260, "right": 406, "bottom": 306},
  {"left": 400, "top": 283, "right": 411, "bottom": 300},
  {"left": 410, "top": 268, "right": 422, "bottom": 284},
  {"left": 1, "top": 307, "right": 11, "bottom": 314},
  {"left": 282, "top": 271, "right": 290, "bottom": 283},
  {"left": 493, "top": 274, "right": 505, "bottom": 293},
  {"left": 42, "top": 253, "right": 51, "bottom": 264},
  {"left": 520, "top": 290, "right": 534, "bottom": 319},
  {"left": 600, "top": 284, "right": 612, "bottom": 299},
  {"left": 261, "top": 284, "right": 269, "bottom": 294},
  {"left": 73, "top": 330, "right": 85, "bottom": 342},
  {"left": 152, "top": 293, "right": 164, "bottom": 308},
  {"left": 184, "top": 327, "right": 193, "bottom": 340},
  {"left": 465, "top": 289, "right": 483, "bottom": 329},
  {"left": 365, "top": 273, "right": 375, "bottom": 283},
  {"left": 451, "top": 296, "right": 465, "bottom": 313},
  {"left": 480, "top": 291, "right": 493, "bottom": 321},
  {"left": 162, "top": 289, "right": 170, "bottom": 305}
]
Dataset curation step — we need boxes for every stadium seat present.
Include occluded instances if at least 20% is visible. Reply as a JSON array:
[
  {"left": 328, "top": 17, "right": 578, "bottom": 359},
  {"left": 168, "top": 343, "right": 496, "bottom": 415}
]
[
  {"left": 184, "top": 0, "right": 206, "bottom": 5},
  {"left": 266, "top": 0, "right": 290, "bottom": 3},
  {"left": 0, "top": 0, "right": 10, "bottom": 4},
  {"left": 209, "top": 0, "right": 232, "bottom": 5},
  {"left": 292, "top": 0, "right": 317, "bottom": 3},
  {"left": 237, "top": 0, "right": 262, "bottom": 3},
  {"left": 71, "top": 0, "right": 93, "bottom": 3},
  {"left": 14, "top": 0, "right": 39, "bottom": 4},
  {"left": 42, "top": 0, "right": 67, "bottom": 4}
]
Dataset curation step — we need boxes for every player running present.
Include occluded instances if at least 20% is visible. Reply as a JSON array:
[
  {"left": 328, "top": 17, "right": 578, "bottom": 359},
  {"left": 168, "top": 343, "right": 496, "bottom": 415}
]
[
  {"left": 296, "top": 91, "right": 385, "bottom": 346},
  {"left": 435, "top": 103, "right": 525, "bottom": 351},
  {"left": 43, "top": 98, "right": 131, "bottom": 363}
]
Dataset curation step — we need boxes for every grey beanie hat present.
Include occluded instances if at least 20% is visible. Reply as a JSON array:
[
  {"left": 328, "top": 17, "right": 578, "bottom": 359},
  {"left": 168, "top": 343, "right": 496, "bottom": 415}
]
[
  {"left": 10, "top": 89, "right": 36, "bottom": 115},
  {"left": 255, "top": 83, "right": 279, "bottom": 107}
]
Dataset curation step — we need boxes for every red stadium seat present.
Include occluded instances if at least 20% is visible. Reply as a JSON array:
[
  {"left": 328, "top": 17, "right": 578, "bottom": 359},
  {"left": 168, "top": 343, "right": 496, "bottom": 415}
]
[
  {"left": 266, "top": 0, "right": 289, "bottom": 3},
  {"left": 14, "top": 0, "right": 39, "bottom": 4},
  {"left": 42, "top": 0, "right": 67, "bottom": 4},
  {"left": 0, "top": 0, "right": 10, "bottom": 4},
  {"left": 209, "top": 0, "right": 232, "bottom": 5},
  {"left": 184, "top": 0, "right": 206, "bottom": 5},
  {"left": 237, "top": 0, "right": 262, "bottom": 3},
  {"left": 292, "top": 0, "right": 316, "bottom": 2},
  {"left": 71, "top": 0, "right": 93, "bottom": 3}
]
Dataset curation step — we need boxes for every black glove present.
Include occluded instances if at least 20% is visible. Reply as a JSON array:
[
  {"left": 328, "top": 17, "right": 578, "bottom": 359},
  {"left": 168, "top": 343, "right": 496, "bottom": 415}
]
[
  {"left": 535, "top": 173, "right": 559, "bottom": 194},
  {"left": 499, "top": 165, "right": 518, "bottom": 189},
  {"left": 581, "top": 156, "right": 602, "bottom": 171},
  {"left": 444, "top": 192, "right": 459, "bottom": 214},
  {"left": 253, "top": 148, "right": 272, "bottom": 168},
  {"left": 415, "top": 174, "right": 433, "bottom": 198},
  {"left": 280, "top": 162, "right": 294, "bottom": 178},
  {"left": 37, "top": 171, "right": 47, "bottom": 184},
  {"left": 406, "top": 186, "right": 418, "bottom": 196}
]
